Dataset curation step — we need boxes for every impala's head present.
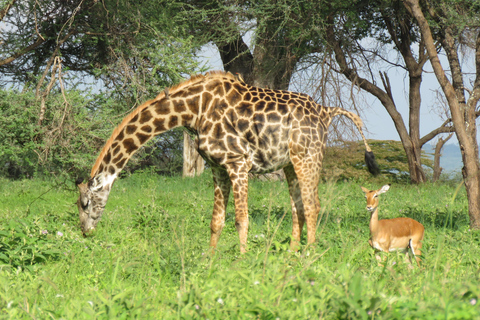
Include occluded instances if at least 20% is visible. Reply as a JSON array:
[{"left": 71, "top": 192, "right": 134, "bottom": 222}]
[
  {"left": 76, "top": 177, "right": 111, "bottom": 236},
  {"left": 361, "top": 184, "right": 391, "bottom": 212}
]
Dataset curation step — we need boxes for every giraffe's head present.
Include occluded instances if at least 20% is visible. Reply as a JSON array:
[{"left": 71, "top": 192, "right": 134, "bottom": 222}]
[{"left": 76, "top": 177, "right": 111, "bottom": 236}]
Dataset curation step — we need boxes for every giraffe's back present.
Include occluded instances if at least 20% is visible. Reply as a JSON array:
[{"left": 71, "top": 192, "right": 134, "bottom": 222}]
[{"left": 194, "top": 78, "right": 330, "bottom": 174}]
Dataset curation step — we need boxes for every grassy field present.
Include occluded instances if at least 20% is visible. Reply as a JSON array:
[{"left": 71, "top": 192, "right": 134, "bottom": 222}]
[{"left": 0, "top": 170, "right": 479, "bottom": 319}]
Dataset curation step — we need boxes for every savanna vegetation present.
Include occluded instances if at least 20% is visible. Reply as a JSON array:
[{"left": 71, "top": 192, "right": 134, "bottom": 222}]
[
  {"left": 1, "top": 171, "right": 479, "bottom": 319},
  {"left": 1, "top": 0, "right": 480, "bottom": 318}
]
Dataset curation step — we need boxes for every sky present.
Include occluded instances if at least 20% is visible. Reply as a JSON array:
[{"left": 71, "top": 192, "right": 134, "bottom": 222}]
[{"left": 197, "top": 42, "right": 478, "bottom": 146}]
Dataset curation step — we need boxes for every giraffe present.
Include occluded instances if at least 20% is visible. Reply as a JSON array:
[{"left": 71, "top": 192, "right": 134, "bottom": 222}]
[{"left": 76, "top": 71, "right": 379, "bottom": 253}]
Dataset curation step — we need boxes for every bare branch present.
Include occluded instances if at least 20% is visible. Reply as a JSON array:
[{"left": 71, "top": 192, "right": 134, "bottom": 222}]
[
  {"left": 0, "top": 0, "right": 16, "bottom": 22},
  {"left": 0, "top": 37, "right": 45, "bottom": 66}
]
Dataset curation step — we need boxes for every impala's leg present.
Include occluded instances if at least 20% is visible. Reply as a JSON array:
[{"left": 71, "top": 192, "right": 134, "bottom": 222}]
[
  {"left": 284, "top": 164, "right": 305, "bottom": 250},
  {"left": 225, "top": 161, "right": 251, "bottom": 254},
  {"left": 410, "top": 238, "right": 423, "bottom": 266},
  {"left": 209, "top": 167, "right": 231, "bottom": 252}
]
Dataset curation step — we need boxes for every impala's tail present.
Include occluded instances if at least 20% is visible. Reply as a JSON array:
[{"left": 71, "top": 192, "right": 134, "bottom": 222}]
[{"left": 327, "top": 107, "right": 380, "bottom": 176}]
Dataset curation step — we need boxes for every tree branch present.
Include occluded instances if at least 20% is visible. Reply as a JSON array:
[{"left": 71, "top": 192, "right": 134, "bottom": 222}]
[
  {"left": 0, "top": 37, "right": 45, "bottom": 67},
  {"left": 0, "top": 0, "right": 16, "bottom": 22}
]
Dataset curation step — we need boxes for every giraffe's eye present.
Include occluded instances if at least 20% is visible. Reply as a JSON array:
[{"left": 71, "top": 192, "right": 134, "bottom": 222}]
[{"left": 80, "top": 198, "right": 90, "bottom": 209}]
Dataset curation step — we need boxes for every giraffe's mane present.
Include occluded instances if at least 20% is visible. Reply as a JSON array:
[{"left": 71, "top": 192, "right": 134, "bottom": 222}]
[{"left": 89, "top": 71, "right": 236, "bottom": 178}]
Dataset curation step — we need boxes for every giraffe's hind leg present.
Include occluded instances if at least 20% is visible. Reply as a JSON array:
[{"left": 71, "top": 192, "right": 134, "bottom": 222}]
[
  {"left": 209, "top": 167, "right": 231, "bottom": 252},
  {"left": 289, "top": 156, "right": 322, "bottom": 247},
  {"left": 284, "top": 164, "right": 305, "bottom": 251}
]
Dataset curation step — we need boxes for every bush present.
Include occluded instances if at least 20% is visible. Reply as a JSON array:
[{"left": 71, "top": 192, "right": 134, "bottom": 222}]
[
  {"left": 0, "top": 88, "right": 187, "bottom": 180},
  {"left": 0, "top": 219, "right": 60, "bottom": 271},
  {"left": 0, "top": 88, "right": 114, "bottom": 179}
]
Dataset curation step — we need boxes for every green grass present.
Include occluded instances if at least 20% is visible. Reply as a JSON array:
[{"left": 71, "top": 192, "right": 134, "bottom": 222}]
[{"left": 0, "top": 171, "right": 479, "bottom": 319}]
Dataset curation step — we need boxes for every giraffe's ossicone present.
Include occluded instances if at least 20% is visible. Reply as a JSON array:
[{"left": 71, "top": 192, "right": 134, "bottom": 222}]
[{"left": 76, "top": 71, "right": 379, "bottom": 252}]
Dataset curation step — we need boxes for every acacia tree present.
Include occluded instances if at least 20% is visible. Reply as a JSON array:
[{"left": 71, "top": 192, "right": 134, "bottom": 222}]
[
  {"left": 319, "top": 0, "right": 469, "bottom": 183},
  {"left": 179, "top": 1, "right": 471, "bottom": 183},
  {"left": 177, "top": 1, "right": 330, "bottom": 176},
  {"left": 0, "top": 0, "right": 202, "bottom": 177},
  {"left": 403, "top": 0, "right": 480, "bottom": 228},
  {"left": 176, "top": 1, "right": 327, "bottom": 90}
]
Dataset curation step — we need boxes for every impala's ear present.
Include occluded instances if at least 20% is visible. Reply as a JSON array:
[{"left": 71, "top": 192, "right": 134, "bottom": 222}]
[
  {"left": 361, "top": 186, "right": 369, "bottom": 194},
  {"left": 75, "top": 177, "right": 84, "bottom": 186},
  {"left": 378, "top": 184, "right": 391, "bottom": 194}
]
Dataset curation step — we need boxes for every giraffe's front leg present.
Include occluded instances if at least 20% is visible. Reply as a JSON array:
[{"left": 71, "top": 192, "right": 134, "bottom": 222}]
[
  {"left": 209, "top": 168, "right": 231, "bottom": 252},
  {"left": 284, "top": 165, "right": 305, "bottom": 251}
]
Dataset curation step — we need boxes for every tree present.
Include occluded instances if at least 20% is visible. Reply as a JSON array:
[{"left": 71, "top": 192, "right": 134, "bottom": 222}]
[
  {"left": 0, "top": 0, "right": 202, "bottom": 178},
  {"left": 318, "top": 0, "right": 465, "bottom": 184},
  {"left": 176, "top": 1, "right": 331, "bottom": 177},
  {"left": 177, "top": 0, "right": 468, "bottom": 184},
  {"left": 183, "top": 131, "right": 204, "bottom": 177},
  {"left": 403, "top": 0, "right": 480, "bottom": 228},
  {"left": 432, "top": 133, "right": 453, "bottom": 182}
]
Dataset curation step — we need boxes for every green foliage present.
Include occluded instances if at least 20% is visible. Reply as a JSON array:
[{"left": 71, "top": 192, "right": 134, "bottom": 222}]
[
  {"left": 0, "top": 173, "right": 478, "bottom": 318},
  {"left": 0, "top": 87, "right": 188, "bottom": 180},
  {"left": 0, "top": 88, "right": 115, "bottom": 179},
  {"left": 0, "top": 219, "right": 60, "bottom": 272},
  {"left": 0, "top": 90, "right": 38, "bottom": 178}
]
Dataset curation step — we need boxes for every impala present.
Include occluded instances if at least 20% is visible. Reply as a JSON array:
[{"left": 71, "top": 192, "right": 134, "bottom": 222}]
[{"left": 361, "top": 184, "right": 424, "bottom": 266}]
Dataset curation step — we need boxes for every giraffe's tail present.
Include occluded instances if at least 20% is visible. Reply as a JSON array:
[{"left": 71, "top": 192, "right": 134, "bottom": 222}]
[{"left": 327, "top": 107, "right": 380, "bottom": 176}]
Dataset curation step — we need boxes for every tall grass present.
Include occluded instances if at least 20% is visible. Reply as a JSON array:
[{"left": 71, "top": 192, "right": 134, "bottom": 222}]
[{"left": 0, "top": 171, "right": 479, "bottom": 319}]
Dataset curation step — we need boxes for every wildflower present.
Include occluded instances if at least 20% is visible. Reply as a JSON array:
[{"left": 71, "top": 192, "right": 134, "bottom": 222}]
[
  {"left": 87, "top": 301, "right": 94, "bottom": 307},
  {"left": 56, "top": 294, "right": 64, "bottom": 298},
  {"left": 57, "top": 231, "right": 63, "bottom": 237},
  {"left": 195, "top": 304, "right": 200, "bottom": 310},
  {"left": 367, "top": 310, "right": 373, "bottom": 316},
  {"left": 254, "top": 281, "right": 260, "bottom": 285},
  {"left": 41, "top": 230, "right": 48, "bottom": 235},
  {"left": 217, "top": 298, "right": 224, "bottom": 305},
  {"left": 470, "top": 298, "right": 477, "bottom": 306},
  {"left": 310, "top": 281, "right": 315, "bottom": 286}
]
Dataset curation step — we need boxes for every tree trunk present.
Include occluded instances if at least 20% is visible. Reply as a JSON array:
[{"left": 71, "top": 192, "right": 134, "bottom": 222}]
[
  {"left": 432, "top": 133, "right": 453, "bottom": 182},
  {"left": 183, "top": 131, "right": 204, "bottom": 178},
  {"left": 404, "top": 0, "right": 480, "bottom": 229}
]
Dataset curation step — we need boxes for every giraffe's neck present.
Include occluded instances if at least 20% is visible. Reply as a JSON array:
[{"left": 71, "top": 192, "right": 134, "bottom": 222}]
[{"left": 90, "top": 90, "right": 201, "bottom": 189}]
